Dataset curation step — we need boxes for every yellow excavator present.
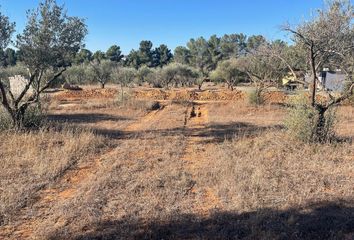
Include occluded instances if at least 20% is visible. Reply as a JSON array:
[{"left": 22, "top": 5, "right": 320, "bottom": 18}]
[{"left": 282, "top": 72, "right": 307, "bottom": 91}]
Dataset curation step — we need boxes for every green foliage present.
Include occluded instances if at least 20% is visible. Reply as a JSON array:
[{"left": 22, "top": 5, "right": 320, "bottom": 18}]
[
  {"left": 0, "top": 104, "right": 44, "bottom": 130},
  {"left": 156, "top": 63, "right": 200, "bottom": 88},
  {"left": 0, "top": 107, "right": 12, "bottom": 130},
  {"left": 112, "top": 67, "right": 137, "bottom": 87},
  {"left": 187, "top": 37, "right": 213, "bottom": 77},
  {"left": 143, "top": 63, "right": 199, "bottom": 88},
  {"left": 90, "top": 60, "right": 115, "bottom": 88},
  {"left": 153, "top": 44, "right": 173, "bottom": 67},
  {"left": 174, "top": 64, "right": 200, "bottom": 87},
  {"left": 207, "top": 35, "right": 223, "bottom": 70},
  {"left": 174, "top": 46, "right": 191, "bottom": 65},
  {"left": 246, "top": 35, "right": 266, "bottom": 52},
  {"left": 0, "top": 63, "right": 28, "bottom": 79},
  {"left": 16, "top": 0, "right": 87, "bottom": 69},
  {"left": 106, "top": 45, "right": 123, "bottom": 62},
  {"left": 63, "top": 64, "right": 93, "bottom": 85},
  {"left": 74, "top": 49, "right": 92, "bottom": 64},
  {"left": 210, "top": 58, "right": 243, "bottom": 90},
  {"left": 285, "top": 96, "right": 336, "bottom": 143},
  {"left": 136, "top": 66, "right": 153, "bottom": 85},
  {"left": 0, "top": 10, "right": 15, "bottom": 50},
  {"left": 138, "top": 40, "right": 154, "bottom": 67},
  {"left": 125, "top": 50, "right": 140, "bottom": 69},
  {"left": 23, "top": 104, "right": 45, "bottom": 129},
  {"left": 93, "top": 50, "right": 106, "bottom": 61},
  {"left": 248, "top": 88, "right": 264, "bottom": 105},
  {"left": 0, "top": 48, "right": 17, "bottom": 67},
  {"left": 220, "top": 33, "right": 247, "bottom": 58}
]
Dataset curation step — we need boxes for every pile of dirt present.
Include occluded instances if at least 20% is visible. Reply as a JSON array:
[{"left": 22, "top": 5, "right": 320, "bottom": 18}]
[
  {"left": 132, "top": 89, "right": 169, "bottom": 100},
  {"left": 132, "top": 89, "right": 245, "bottom": 101},
  {"left": 262, "top": 91, "right": 288, "bottom": 104},
  {"left": 53, "top": 88, "right": 118, "bottom": 101}
]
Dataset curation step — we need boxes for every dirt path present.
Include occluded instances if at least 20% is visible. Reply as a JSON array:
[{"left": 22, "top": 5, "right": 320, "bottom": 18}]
[
  {"left": 0, "top": 107, "right": 167, "bottom": 239},
  {"left": 1, "top": 102, "right": 223, "bottom": 238},
  {"left": 183, "top": 103, "right": 223, "bottom": 217}
]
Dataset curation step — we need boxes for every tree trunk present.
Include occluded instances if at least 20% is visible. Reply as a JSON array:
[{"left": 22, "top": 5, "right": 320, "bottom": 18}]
[
  {"left": 11, "top": 108, "right": 26, "bottom": 130},
  {"left": 313, "top": 104, "right": 331, "bottom": 142},
  {"left": 309, "top": 45, "right": 317, "bottom": 107},
  {"left": 101, "top": 82, "right": 105, "bottom": 89}
]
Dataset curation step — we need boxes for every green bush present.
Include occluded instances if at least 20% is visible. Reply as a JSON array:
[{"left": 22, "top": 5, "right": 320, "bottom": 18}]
[
  {"left": 0, "top": 108, "right": 12, "bottom": 130},
  {"left": 23, "top": 105, "right": 46, "bottom": 129},
  {"left": 248, "top": 89, "right": 264, "bottom": 105},
  {"left": 284, "top": 95, "right": 336, "bottom": 143},
  {"left": 0, "top": 105, "right": 45, "bottom": 130}
]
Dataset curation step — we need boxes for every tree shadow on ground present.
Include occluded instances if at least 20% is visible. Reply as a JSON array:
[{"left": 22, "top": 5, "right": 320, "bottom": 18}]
[
  {"left": 89, "top": 121, "right": 284, "bottom": 142},
  {"left": 50, "top": 200, "right": 354, "bottom": 240},
  {"left": 47, "top": 113, "right": 131, "bottom": 124},
  {"left": 194, "top": 122, "right": 284, "bottom": 144}
]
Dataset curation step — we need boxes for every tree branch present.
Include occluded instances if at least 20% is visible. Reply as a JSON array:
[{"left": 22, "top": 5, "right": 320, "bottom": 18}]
[
  {"left": 326, "top": 83, "right": 354, "bottom": 108},
  {"left": 39, "top": 68, "right": 66, "bottom": 93},
  {"left": 14, "top": 71, "right": 37, "bottom": 107}
]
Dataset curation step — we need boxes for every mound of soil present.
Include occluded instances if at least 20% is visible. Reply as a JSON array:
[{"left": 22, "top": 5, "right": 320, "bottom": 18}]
[
  {"left": 262, "top": 91, "right": 288, "bottom": 104},
  {"left": 54, "top": 88, "right": 118, "bottom": 101},
  {"left": 132, "top": 89, "right": 245, "bottom": 101}
]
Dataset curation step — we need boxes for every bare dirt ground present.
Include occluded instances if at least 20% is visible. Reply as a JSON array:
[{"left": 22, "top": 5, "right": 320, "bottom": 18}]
[{"left": 0, "top": 86, "right": 353, "bottom": 239}]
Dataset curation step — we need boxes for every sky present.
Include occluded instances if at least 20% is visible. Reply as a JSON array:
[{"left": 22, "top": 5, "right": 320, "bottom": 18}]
[{"left": 0, "top": 0, "right": 348, "bottom": 54}]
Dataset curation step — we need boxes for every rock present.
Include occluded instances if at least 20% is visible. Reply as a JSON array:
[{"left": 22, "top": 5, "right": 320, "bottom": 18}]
[{"left": 62, "top": 83, "right": 82, "bottom": 91}]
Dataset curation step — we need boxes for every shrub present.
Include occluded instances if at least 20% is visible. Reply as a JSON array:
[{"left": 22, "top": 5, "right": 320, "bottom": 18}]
[
  {"left": 62, "top": 64, "right": 93, "bottom": 85},
  {"left": 248, "top": 88, "right": 264, "bottom": 105},
  {"left": 144, "top": 63, "right": 200, "bottom": 89},
  {"left": 114, "top": 93, "right": 161, "bottom": 112},
  {"left": 0, "top": 104, "right": 45, "bottom": 130},
  {"left": 23, "top": 105, "right": 46, "bottom": 129},
  {"left": 0, "top": 108, "right": 12, "bottom": 130},
  {"left": 284, "top": 95, "right": 336, "bottom": 142},
  {"left": 343, "top": 80, "right": 354, "bottom": 105},
  {"left": 210, "top": 58, "right": 244, "bottom": 91}
]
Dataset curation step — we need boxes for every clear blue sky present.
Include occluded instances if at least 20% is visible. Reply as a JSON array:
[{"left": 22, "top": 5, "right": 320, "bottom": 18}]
[{"left": 0, "top": 0, "right": 347, "bottom": 54}]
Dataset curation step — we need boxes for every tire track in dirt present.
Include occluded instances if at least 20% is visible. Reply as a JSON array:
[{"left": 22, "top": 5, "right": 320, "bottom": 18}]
[
  {"left": 0, "top": 106, "right": 167, "bottom": 240},
  {"left": 183, "top": 103, "right": 223, "bottom": 217}
]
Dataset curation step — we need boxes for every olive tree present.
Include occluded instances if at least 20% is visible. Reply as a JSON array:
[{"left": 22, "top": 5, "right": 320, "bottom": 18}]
[
  {"left": 136, "top": 66, "right": 153, "bottom": 85},
  {"left": 90, "top": 60, "right": 114, "bottom": 89},
  {"left": 0, "top": 0, "right": 87, "bottom": 129},
  {"left": 210, "top": 58, "right": 244, "bottom": 91},
  {"left": 282, "top": 0, "right": 353, "bottom": 141},
  {"left": 112, "top": 67, "right": 136, "bottom": 100},
  {"left": 63, "top": 64, "right": 91, "bottom": 85},
  {"left": 0, "top": 9, "right": 15, "bottom": 120},
  {"left": 175, "top": 64, "right": 200, "bottom": 88},
  {"left": 236, "top": 52, "right": 284, "bottom": 104},
  {"left": 187, "top": 37, "right": 213, "bottom": 88}
]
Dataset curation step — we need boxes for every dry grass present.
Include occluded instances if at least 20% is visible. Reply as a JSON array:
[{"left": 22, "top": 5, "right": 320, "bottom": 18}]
[
  {"left": 0, "top": 126, "right": 104, "bottom": 225},
  {"left": 34, "top": 132, "right": 189, "bottom": 239},
  {"left": 1, "top": 88, "right": 353, "bottom": 239},
  {"left": 210, "top": 132, "right": 353, "bottom": 210},
  {"left": 186, "top": 131, "right": 353, "bottom": 239}
]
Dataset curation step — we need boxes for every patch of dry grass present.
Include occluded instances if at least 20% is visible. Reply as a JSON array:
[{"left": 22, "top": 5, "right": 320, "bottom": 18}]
[
  {"left": 33, "top": 132, "right": 189, "bottom": 238},
  {"left": 189, "top": 130, "right": 354, "bottom": 238},
  {"left": 210, "top": 132, "right": 354, "bottom": 210},
  {"left": 0, "top": 126, "right": 104, "bottom": 225}
]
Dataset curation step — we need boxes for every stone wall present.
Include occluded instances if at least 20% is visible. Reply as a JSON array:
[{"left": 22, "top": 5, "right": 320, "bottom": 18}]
[{"left": 8, "top": 75, "right": 34, "bottom": 98}]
